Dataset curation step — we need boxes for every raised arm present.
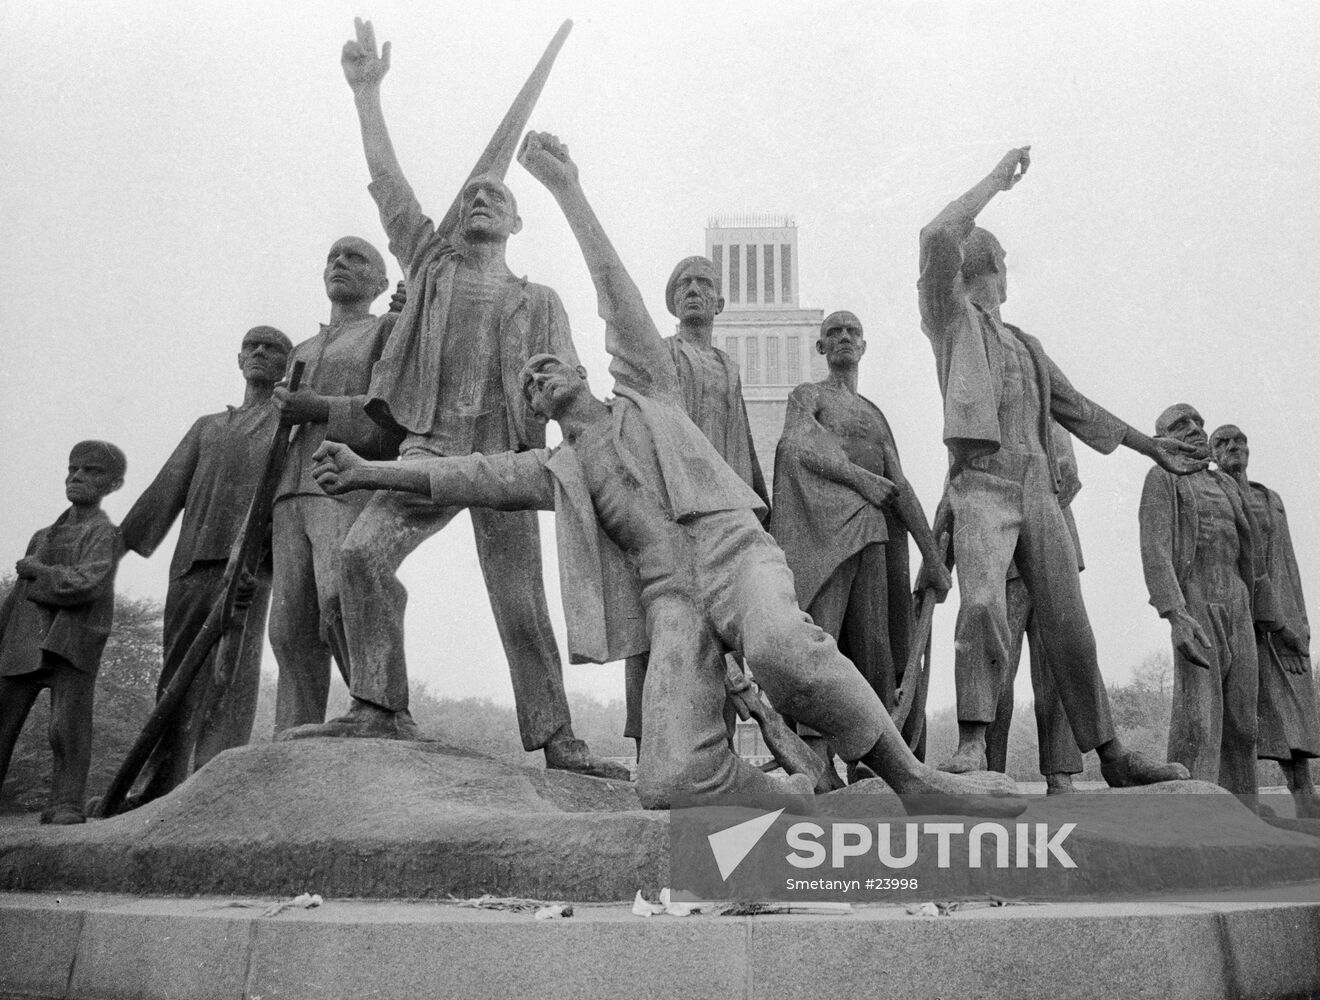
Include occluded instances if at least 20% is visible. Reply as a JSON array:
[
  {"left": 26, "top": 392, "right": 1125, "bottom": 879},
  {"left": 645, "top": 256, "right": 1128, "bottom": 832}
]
[
  {"left": 343, "top": 18, "right": 402, "bottom": 185},
  {"left": 342, "top": 19, "right": 438, "bottom": 270},
  {"left": 918, "top": 147, "right": 1030, "bottom": 335},
  {"left": 516, "top": 132, "right": 673, "bottom": 394}
]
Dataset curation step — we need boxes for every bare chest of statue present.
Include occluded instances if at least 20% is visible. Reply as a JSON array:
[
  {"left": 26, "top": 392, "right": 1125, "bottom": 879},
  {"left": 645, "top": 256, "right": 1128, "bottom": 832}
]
[
  {"left": 428, "top": 261, "right": 515, "bottom": 454},
  {"left": 814, "top": 385, "right": 889, "bottom": 477}
]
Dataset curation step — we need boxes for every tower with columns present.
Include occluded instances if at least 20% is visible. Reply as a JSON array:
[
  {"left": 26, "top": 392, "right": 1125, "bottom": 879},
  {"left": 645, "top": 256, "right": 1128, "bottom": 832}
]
[{"left": 705, "top": 214, "right": 824, "bottom": 485}]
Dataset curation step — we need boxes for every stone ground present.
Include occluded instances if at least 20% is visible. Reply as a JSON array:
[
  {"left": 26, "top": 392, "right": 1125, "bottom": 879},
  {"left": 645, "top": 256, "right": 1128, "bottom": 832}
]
[{"left": 4, "top": 889, "right": 1320, "bottom": 999}]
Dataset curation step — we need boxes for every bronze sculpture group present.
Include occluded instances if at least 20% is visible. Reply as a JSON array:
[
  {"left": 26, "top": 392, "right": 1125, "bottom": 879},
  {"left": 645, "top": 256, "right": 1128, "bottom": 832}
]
[{"left": 1, "top": 18, "right": 1315, "bottom": 824}]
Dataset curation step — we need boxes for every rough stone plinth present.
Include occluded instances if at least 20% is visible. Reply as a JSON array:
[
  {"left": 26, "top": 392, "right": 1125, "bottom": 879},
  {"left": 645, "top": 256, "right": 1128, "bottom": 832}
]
[
  {"left": 0, "top": 739, "right": 664, "bottom": 900},
  {"left": 3, "top": 743, "right": 1320, "bottom": 902}
]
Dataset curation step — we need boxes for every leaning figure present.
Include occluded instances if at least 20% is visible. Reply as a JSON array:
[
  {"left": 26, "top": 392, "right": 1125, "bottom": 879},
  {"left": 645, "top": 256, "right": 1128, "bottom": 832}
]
[
  {"left": 622, "top": 253, "right": 769, "bottom": 759},
  {"left": 312, "top": 132, "right": 1025, "bottom": 816}
]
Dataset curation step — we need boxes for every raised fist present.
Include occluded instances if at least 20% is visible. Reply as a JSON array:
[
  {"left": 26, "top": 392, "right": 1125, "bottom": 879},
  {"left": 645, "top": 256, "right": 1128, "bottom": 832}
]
[
  {"left": 994, "top": 147, "right": 1031, "bottom": 191},
  {"left": 311, "top": 441, "right": 367, "bottom": 496},
  {"left": 518, "top": 131, "right": 579, "bottom": 192}
]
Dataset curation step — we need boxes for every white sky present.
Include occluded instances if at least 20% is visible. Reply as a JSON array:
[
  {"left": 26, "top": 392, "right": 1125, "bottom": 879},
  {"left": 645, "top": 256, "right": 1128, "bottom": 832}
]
[{"left": 2, "top": 1, "right": 1317, "bottom": 717}]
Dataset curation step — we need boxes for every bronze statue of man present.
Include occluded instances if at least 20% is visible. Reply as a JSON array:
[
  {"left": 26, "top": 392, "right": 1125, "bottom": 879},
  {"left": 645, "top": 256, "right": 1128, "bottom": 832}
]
[
  {"left": 295, "top": 22, "right": 620, "bottom": 780},
  {"left": 1211, "top": 423, "right": 1318, "bottom": 815},
  {"left": 268, "top": 237, "right": 402, "bottom": 732},
  {"left": 1139, "top": 404, "right": 1277, "bottom": 798},
  {"left": 622, "top": 254, "right": 769, "bottom": 757},
  {"left": 311, "top": 132, "right": 1024, "bottom": 816},
  {"left": 120, "top": 327, "right": 291, "bottom": 800},
  {"left": 918, "top": 146, "right": 1197, "bottom": 786},
  {"left": 771, "top": 310, "right": 949, "bottom": 778}
]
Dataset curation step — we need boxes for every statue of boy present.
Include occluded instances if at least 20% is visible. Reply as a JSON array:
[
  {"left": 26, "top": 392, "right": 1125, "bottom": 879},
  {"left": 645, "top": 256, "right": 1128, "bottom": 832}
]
[{"left": 0, "top": 441, "right": 126, "bottom": 824}]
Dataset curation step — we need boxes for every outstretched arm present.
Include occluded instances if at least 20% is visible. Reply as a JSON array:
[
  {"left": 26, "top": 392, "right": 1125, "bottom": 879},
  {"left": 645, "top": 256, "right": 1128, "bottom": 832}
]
[
  {"left": 517, "top": 132, "right": 672, "bottom": 394},
  {"left": 313, "top": 441, "right": 553, "bottom": 511},
  {"left": 1121, "top": 426, "right": 1210, "bottom": 475}
]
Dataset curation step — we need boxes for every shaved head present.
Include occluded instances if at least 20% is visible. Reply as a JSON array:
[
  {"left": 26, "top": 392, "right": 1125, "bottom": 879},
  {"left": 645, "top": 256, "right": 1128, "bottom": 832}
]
[
  {"left": 821, "top": 310, "right": 863, "bottom": 336},
  {"left": 1156, "top": 403, "right": 1202, "bottom": 437}
]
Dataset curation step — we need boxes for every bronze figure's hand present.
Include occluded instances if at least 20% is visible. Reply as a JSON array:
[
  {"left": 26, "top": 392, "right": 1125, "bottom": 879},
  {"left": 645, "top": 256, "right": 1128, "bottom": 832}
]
[
  {"left": 273, "top": 386, "right": 329, "bottom": 425},
  {"left": 388, "top": 280, "right": 407, "bottom": 314},
  {"left": 861, "top": 474, "right": 897, "bottom": 509},
  {"left": 311, "top": 441, "right": 366, "bottom": 495},
  {"left": 995, "top": 146, "right": 1031, "bottom": 190},
  {"left": 342, "top": 17, "right": 391, "bottom": 92},
  {"left": 233, "top": 569, "right": 258, "bottom": 611},
  {"left": 1277, "top": 625, "right": 1311, "bottom": 665},
  {"left": 518, "top": 131, "right": 578, "bottom": 192},
  {"left": 916, "top": 560, "right": 953, "bottom": 602},
  {"left": 1170, "top": 611, "right": 1213, "bottom": 670},
  {"left": 1151, "top": 436, "right": 1210, "bottom": 475}
]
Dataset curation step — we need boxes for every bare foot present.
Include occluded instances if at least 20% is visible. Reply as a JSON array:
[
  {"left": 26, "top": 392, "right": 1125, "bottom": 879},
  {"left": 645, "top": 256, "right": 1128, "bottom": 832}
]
[
  {"left": 545, "top": 737, "right": 631, "bottom": 781},
  {"left": 40, "top": 803, "right": 86, "bottom": 825},
  {"left": 276, "top": 699, "right": 410, "bottom": 740},
  {"left": 896, "top": 766, "right": 1027, "bottom": 818},
  {"left": 940, "top": 742, "right": 988, "bottom": 774},
  {"left": 1100, "top": 750, "right": 1189, "bottom": 787}
]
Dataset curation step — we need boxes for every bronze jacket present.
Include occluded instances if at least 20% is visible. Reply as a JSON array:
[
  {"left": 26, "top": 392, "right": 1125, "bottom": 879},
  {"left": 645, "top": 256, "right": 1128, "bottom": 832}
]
[{"left": 0, "top": 508, "right": 121, "bottom": 677}]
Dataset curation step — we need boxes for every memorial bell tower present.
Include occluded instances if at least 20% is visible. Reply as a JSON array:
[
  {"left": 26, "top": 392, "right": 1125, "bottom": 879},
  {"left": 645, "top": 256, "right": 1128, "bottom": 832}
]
[{"left": 704, "top": 215, "right": 824, "bottom": 485}]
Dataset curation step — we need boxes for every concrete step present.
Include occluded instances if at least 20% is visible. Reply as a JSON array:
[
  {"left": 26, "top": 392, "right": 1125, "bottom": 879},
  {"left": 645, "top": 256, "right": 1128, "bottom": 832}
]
[{"left": 4, "top": 889, "right": 1320, "bottom": 1000}]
